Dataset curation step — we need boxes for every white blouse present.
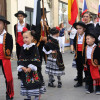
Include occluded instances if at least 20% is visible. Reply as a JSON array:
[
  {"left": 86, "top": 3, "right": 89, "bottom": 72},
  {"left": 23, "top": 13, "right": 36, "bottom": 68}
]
[
  {"left": 87, "top": 44, "right": 96, "bottom": 59},
  {"left": 0, "top": 29, "right": 6, "bottom": 44},
  {"left": 23, "top": 43, "right": 35, "bottom": 50},
  {"left": 17, "top": 22, "right": 25, "bottom": 32},
  {"left": 78, "top": 33, "right": 85, "bottom": 44}
]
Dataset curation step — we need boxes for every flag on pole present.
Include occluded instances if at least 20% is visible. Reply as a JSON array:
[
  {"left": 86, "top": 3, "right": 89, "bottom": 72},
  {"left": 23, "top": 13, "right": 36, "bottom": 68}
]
[
  {"left": 82, "top": 0, "right": 88, "bottom": 16},
  {"left": 68, "top": 0, "right": 78, "bottom": 25},
  {"left": 98, "top": 0, "right": 100, "bottom": 16},
  {"left": 33, "top": 0, "right": 41, "bottom": 26}
]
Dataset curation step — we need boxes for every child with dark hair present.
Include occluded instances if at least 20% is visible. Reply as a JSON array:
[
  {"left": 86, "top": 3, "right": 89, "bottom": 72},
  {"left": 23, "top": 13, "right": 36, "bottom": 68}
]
[
  {"left": 0, "top": 15, "right": 14, "bottom": 100},
  {"left": 84, "top": 31, "right": 100, "bottom": 94},
  {"left": 43, "top": 27, "right": 65, "bottom": 88},
  {"left": 17, "top": 28, "right": 44, "bottom": 100},
  {"left": 73, "top": 21, "right": 87, "bottom": 87}
]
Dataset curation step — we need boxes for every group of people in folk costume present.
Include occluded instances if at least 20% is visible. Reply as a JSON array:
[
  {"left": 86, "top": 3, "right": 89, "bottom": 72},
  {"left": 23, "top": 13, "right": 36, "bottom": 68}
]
[
  {"left": 73, "top": 11, "right": 100, "bottom": 95},
  {"left": 1, "top": 5, "right": 100, "bottom": 100},
  {"left": 0, "top": 8, "right": 65, "bottom": 100}
]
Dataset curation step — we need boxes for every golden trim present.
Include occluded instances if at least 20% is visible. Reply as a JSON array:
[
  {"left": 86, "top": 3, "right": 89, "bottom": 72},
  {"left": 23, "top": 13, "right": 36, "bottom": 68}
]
[
  {"left": 82, "top": 35, "right": 85, "bottom": 56},
  {"left": 3, "top": 33, "right": 11, "bottom": 59},
  {"left": 91, "top": 46, "right": 99, "bottom": 67}
]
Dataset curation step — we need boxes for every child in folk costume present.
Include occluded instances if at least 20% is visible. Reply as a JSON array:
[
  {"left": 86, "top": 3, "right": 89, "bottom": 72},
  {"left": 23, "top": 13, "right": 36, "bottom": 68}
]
[
  {"left": 73, "top": 21, "right": 87, "bottom": 87},
  {"left": 84, "top": 32, "right": 100, "bottom": 94},
  {"left": 14, "top": 11, "right": 30, "bottom": 79},
  {"left": 14, "top": 11, "right": 30, "bottom": 60},
  {"left": 17, "top": 28, "right": 44, "bottom": 100},
  {"left": 0, "top": 15, "right": 14, "bottom": 100},
  {"left": 43, "top": 27, "right": 65, "bottom": 88}
]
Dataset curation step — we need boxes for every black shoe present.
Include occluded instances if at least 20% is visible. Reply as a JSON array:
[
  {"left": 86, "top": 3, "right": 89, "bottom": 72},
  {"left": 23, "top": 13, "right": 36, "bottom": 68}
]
[
  {"left": 83, "top": 77, "right": 86, "bottom": 82},
  {"left": 52, "top": 79, "right": 55, "bottom": 83},
  {"left": 18, "top": 76, "right": 21, "bottom": 79},
  {"left": 86, "top": 90, "right": 94, "bottom": 94},
  {"left": 58, "top": 82, "right": 62, "bottom": 88},
  {"left": 6, "top": 95, "right": 13, "bottom": 100},
  {"left": 24, "top": 99, "right": 31, "bottom": 100},
  {"left": 74, "top": 83, "right": 82, "bottom": 87},
  {"left": 48, "top": 82, "right": 56, "bottom": 87},
  {"left": 74, "top": 77, "right": 78, "bottom": 81}
]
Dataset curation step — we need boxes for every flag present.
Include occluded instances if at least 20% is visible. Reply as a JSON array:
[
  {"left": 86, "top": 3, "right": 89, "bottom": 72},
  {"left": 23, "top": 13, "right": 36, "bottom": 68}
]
[
  {"left": 68, "top": 0, "right": 78, "bottom": 25},
  {"left": 33, "top": 0, "right": 41, "bottom": 26},
  {"left": 98, "top": 0, "right": 100, "bottom": 16},
  {"left": 82, "top": 0, "right": 88, "bottom": 16}
]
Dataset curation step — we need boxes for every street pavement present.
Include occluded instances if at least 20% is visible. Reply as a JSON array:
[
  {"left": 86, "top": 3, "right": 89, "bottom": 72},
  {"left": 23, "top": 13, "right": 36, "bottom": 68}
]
[{"left": 0, "top": 50, "right": 100, "bottom": 100}]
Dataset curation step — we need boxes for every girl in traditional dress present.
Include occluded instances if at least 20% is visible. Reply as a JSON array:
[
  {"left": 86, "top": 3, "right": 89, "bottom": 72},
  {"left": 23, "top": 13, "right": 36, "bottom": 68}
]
[
  {"left": 43, "top": 27, "right": 65, "bottom": 88},
  {"left": 17, "top": 28, "right": 44, "bottom": 100}
]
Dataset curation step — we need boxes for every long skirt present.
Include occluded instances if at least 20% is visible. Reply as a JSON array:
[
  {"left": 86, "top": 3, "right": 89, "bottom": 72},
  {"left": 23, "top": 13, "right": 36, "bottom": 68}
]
[
  {"left": 20, "top": 81, "right": 45, "bottom": 97},
  {"left": 45, "top": 54, "right": 65, "bottom": 76}
]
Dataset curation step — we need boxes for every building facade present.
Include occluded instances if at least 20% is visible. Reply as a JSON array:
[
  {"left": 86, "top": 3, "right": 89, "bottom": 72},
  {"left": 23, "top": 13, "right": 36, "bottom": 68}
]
[{"left": 0, "top": 0, "right": 99, "bottom": 51}]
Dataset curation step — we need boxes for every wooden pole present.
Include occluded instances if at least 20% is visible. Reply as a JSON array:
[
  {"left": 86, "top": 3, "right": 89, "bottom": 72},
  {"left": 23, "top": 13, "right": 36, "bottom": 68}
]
[
  {"left": 42, "top": 0, "right": 45, "bottom": 28},
  {"left": 76, "top": 0, "right": 81, "bottom": 21}
]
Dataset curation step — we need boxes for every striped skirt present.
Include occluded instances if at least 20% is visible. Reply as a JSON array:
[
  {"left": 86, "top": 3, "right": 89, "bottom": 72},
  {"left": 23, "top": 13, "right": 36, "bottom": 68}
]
[
  {"left": 20, "top": 81, "right": 45, "bottom": 96},
  {"left": 45, "top": 54, "right": 65, "bottom": 76}
]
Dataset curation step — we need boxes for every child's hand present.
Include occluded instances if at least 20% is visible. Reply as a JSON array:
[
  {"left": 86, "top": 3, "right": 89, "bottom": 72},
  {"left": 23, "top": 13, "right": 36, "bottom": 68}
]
[
  {"left": 22, "top": 67, "right": 27, "bottom": 73},
  {"left": 42, "top": 37, "right": 47, "bottom": 42},
  {"left": 52, "top": 50, "right": 56, "bottom": 53},
  {"left": 83, "top": 64, "right": 87, "bottom": 68},
  {"left": 27, "top": 68, "right": 32, "bottom": 73}
]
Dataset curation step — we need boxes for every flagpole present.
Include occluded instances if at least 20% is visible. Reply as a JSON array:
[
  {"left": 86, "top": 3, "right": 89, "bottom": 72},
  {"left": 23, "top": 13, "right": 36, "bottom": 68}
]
[
  {"left": 42, "top": 0, "right": 47, "bottom": 62},
  {"left": 76, "top": 0, "right": 80, "bottom": 21}
]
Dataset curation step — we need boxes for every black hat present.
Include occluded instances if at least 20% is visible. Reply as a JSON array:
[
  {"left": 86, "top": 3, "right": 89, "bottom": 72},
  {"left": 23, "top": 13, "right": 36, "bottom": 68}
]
[
  {"left": 50, "top": 27, "right": 59, "bottom": 35},
  {"left": 0, "top": 15, "right": 10, "bottom": 24},
  {"left": 73, "top": 21, "right": 86, "bottom": 29},
  {"left": 86, "top": 30, "right": 98, "bottom": 44},
  {"left": 41, "top": 8, "right": 50, "bottom": 16},
  {"left": 14, "top": 10, "right": 27, "bottom": 17}
]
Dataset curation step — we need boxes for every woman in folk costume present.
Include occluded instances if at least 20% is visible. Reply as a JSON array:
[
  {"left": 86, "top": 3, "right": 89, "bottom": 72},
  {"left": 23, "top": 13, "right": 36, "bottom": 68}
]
[
  {"left": 82, "top": 11, "right": 95, "bottom": 87},
  {"left": 95, "top": 13, "right": 100, "bottom": 48},
  {"left": 84, "top": 31, "right": 100, "bottom": 94},
  {"left": 73, "top": 21, "right": 87, "bottom": 87},
  {"left": 0, "top": 15, "right": 14, "bottom": 100},
  {"left": 43, "top": 27, "right": 65, "bottom": 88},
  {"left": 14, "top": 11, "right": 30, "bottom": 60},
  {"left": 17, "top": 28, "right": 45, "bottom": 100},
  {"left": 82, "top": 11, "right": 94, "bottom": 34}
]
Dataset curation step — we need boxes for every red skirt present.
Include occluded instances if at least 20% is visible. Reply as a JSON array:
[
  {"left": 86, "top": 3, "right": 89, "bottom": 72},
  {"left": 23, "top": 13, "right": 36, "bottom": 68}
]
[{"left": 87, "top": 59, "right": 100, "bottom": 86}]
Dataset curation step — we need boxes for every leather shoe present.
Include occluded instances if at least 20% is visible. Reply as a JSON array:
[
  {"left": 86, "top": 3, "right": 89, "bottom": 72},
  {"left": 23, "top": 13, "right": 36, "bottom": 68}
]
[{"left": 74, "top": 83, "right": 82, "bottom": 87}]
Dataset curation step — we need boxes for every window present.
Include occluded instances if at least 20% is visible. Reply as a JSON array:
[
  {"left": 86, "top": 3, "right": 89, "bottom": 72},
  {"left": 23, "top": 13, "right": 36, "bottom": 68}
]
[
  {"left": 25, "top": 7, "right": 33, "bottom": 26},
  {"left": 59, "top": 1, "right": 68, "bottom": 28}
]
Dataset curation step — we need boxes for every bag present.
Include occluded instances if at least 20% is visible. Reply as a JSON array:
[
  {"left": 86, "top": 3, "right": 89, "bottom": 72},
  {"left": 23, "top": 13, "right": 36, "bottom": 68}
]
[{"left": 20, "top": 71, "right": 41, "bottom": 90}]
